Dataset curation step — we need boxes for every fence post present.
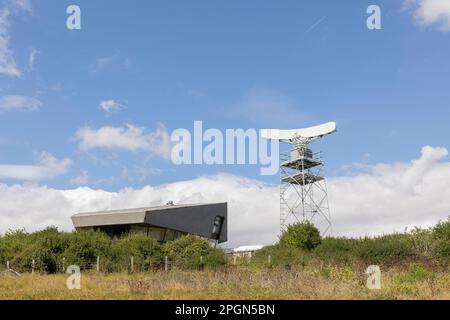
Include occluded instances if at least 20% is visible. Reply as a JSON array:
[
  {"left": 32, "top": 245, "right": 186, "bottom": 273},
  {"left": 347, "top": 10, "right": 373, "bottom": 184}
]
[
  {"left": 164, "top": 256, "right": 168, "bottom": 272},
  {"left": 96, "top": 256, "right": 100, "bottom": 272},
  {"left": 62, "top": 257, "right": 66, "bottom": 272},
  {"left": 6, "top": 261, "right": 10, "bottom": 271},
  {"left": 233, "top": 255, "right": 237, "bottom": 266},
  {"left": 31, "top": 259, "right": 35, "bottom": 274},
  {"left": 131, "top": 256, "right": 134, "bottom": 273},
  {"left": 268, "top": 255, "right": 271, "bottom": 266}
]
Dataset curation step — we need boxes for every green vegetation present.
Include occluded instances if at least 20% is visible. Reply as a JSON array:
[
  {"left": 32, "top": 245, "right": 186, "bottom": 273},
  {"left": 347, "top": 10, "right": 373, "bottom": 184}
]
[
  {"left": 0, "top": 219, "right": 449, "bottom": 300},
  {"left": 0, "top": 229, "right": 225, "bottom": 273},
  {"left": 1, "top": 218, "right": 449, "bottom": 275},
  {"left": 252, "top": 219, "right": 450, "bottom": 269},
  {"left": 279, "top": 222, "right": 322, "bottom": 250}
]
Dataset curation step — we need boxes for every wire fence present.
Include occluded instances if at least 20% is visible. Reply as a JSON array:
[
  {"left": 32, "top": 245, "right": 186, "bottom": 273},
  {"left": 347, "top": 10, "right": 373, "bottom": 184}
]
[{"left": 1, "top": 254, "right": 269, "bottom": 275}]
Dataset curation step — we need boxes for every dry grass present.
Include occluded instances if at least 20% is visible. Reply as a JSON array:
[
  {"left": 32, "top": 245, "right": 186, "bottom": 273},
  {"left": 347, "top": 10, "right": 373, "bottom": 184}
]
[{"left": 1, "top": 265, "right": 449, "bottom": 300}]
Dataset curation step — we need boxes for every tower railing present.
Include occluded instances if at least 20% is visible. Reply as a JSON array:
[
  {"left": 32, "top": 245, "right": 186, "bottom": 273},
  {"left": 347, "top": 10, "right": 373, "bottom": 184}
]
[{"left": 278, "top": 146, "right": 331, "bottom": 235}]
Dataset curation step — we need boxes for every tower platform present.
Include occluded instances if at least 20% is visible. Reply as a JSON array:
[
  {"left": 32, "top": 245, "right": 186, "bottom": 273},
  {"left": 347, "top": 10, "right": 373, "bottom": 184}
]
[
  {"left": 281, "top": 172, "right": 324, "bottom": 186},
  {"left": 281, "top": 156, "right": 322, "bottom": 170}
]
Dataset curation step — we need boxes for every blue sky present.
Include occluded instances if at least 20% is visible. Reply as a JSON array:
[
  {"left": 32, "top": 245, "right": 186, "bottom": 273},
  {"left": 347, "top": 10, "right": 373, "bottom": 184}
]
[{"left": 1, "top": 0, "right": 450, "bottom": 191}]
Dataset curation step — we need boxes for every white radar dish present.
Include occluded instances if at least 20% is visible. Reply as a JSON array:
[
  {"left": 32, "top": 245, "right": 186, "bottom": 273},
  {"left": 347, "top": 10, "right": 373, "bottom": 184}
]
[{"left": 261, "top": 122, "right": 337, "bottom": 143}]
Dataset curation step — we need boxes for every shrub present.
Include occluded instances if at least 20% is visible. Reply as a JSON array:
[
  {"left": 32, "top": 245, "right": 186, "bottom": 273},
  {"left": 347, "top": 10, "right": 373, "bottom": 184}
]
[
  {"left": 0, "top": 229, "right": 30, "bottom": 266},
  {"left": 355, "top": 234, "right": 415, "bottom": 265},
  {"left": 63, "top": 230, "right": 112, "bottom": 271},
  {"left": 163, "top": 235, "right": 225, "bottom": 269},
  {"left": 111, "top": 233, "right": 163, "bottom": 271},
  {"left": 396, "top": 263, "right": 435, "bottom": 284},
  {"left": 313, "top": 237, "right": 360, "bottom": 264},
  {"left": 279, "top": 222, "right": 322, "bottom": 250},
  {"left": 11, "top": 227, "right": 70, "bottom": 273},
  {"left": 163, "top": 235, "right": 212, "bottom": 259},
  {"left": 253, "top": 245, "right": 308, "bottom": 269},
  {"left": 433, "top": 218, "right": 450, "bottom": 259},
  {"left": 202, "top": 248, "right": 227, "bottom": 269},
  {"left": 408, "top": 227, "right": 437, "bottom": 259}
]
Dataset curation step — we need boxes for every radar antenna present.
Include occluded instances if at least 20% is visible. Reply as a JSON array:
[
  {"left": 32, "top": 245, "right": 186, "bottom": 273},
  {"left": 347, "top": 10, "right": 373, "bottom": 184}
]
[{"left": 261, "top": 122, "right": 337, "bottom": 235}]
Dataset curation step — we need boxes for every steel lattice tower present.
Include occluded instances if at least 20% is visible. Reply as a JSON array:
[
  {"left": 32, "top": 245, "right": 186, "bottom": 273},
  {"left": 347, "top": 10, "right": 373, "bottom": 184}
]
[
  {"left": 279, "top": 137, "right": 332, "bottom": 234},
  {"left": 261, "top": 122, "right": 336, "bottom": 236}
]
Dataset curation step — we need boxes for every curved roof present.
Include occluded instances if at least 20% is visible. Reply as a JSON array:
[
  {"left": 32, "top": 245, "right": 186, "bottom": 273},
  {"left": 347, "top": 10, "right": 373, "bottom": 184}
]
[{"left": 71, "top": 202, "right": 228, "bottom": 243}]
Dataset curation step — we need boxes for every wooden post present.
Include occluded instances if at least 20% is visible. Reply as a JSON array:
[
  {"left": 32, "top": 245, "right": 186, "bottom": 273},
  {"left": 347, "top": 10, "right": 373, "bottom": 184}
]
[
  {"left": 164, "top": 256, "right": 168, "bottom": 272},
  {"left": 62, "top": 257, "right": 65, "bottom": 272},
  {"left": 96, "top": 256, "right": 100, "bottom": 272},
  {"left": 6, "top": 261, "right": 10, "bottom": 271},
  {"left": 268, "top": 255, "right": 271, "bottom": 266},
  {"left": 130, "top": 256, "right": 134, "bottom": 273},
  {"left": 233, "top": 255, "right": 237, "bottom": 265},
  {"left": 31, "top": 259, "right": 35, "bottom": 274}
]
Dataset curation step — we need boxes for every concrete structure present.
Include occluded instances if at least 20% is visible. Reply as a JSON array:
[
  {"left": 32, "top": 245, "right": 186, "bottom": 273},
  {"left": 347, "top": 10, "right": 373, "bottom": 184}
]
[{"left": 71, "top": 202, "right": 227, "bottom": 243}]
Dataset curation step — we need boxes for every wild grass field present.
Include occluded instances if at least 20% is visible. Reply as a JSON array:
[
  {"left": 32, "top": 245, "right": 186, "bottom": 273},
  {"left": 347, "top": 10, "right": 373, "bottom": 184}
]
[
  {"left": 1, "top": 220, "right": 449, "bottom": 300},
  {"left": 1, "top": 264, "right": 449, "bottom": 300}
]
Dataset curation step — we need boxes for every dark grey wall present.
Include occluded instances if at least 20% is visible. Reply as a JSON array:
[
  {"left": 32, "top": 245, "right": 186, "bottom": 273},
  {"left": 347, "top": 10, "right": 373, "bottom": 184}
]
[{"left": 144, "top": 203, "right": 227, "bottom": 243}]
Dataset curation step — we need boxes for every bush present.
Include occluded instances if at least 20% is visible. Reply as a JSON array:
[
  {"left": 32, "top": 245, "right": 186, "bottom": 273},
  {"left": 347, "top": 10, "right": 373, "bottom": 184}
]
[
  {"left": 253, "top": 245, "right": 308, "bottom": 269},
  {"left": 63, "top": 230, "right": 112, "bottom": 270},
  {"left": 395, "top": 263, "right": 435, "bottom": 284},
  {"left": 408, "top": 227, "right": 437, "bottom": 259},
  {"left": 313, "top": 237, "right": 360, "bottom": 264},
  {"left": 12, "top": 227, "right": 71, "bottom": 273},
  {"left": 1, "top": 218, "right": 448, "bottom": 274},
  {"left": 111, "top": 234, "right": 163, "bottom": 272},
  {"left": 163, "top": 235, "right": 225, "bottom": 269},
  {"left": 434, "top": 218, "right": 450, "bottom": 259},
  {"left": 0, "top": 229, "right": 30, "bottom": 267},
  {"left": 355, "top": 234, "right": 415, "bottom": 265},
  {"left": 279, "top": 222, "right": 322, "bottom": 250}
]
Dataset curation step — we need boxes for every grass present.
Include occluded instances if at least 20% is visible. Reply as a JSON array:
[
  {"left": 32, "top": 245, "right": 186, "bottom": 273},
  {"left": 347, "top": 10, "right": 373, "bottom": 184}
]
[{"left": 1, "top": 263, "right": 449, "bottom": 300}]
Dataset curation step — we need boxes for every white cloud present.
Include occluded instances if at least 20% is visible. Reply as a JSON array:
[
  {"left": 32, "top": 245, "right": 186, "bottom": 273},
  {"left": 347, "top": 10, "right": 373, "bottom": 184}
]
[
  {"left": 405, "top": 0, "right": 450, "bottom": 31},
  {"left": 99, "top": 99, "right": 123, "bottom": 115},
  {"left": 0, "top": 94, "right": 42, "bottom": 112},
  {"left": 0, "top": 174, "right": 277, "bottom": 247},
  {"left": 0, "top": 146, "right": 449, "bottom": 247},
  {"left": 70, "top": 170, "right": 89, "bottom": 186},
  {"left": 0, "top": 0, "right": 32, "bottom": 77},
  {"left": 75, "top": 123, "right": 172, "bottom": 159},
  {"left": 28, "top": 48, "right": 38, "bottom": 70},
  {"left": 0, "top": 152, "right": 72, "bottom": 181},
  {"left": 90, "top": 52, "right": 132, "bottom": 74},
  {"left": 0, "top": 8, "right": 21, "bottom": 77},
  {"left": 328, "top": 146, "right": 450, "bottom": 236}
]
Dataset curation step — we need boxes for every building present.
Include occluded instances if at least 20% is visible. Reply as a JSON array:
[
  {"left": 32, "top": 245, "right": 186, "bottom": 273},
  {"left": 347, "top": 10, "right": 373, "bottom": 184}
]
[
  {"left": 228, "top": 245, "right": 264, "bottom": 259},
  {"left": 71, "top": 202, "right": 227, "bottom": 243}
]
